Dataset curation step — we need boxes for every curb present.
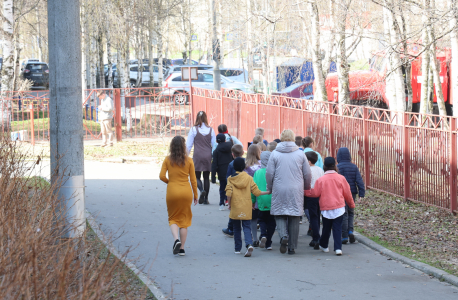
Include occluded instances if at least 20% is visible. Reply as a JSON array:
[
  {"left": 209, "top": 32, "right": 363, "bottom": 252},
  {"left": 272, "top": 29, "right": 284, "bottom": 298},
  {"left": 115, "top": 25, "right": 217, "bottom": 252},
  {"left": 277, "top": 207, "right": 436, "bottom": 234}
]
[
  {"left": 355, "top": 231, "right": 458, "bottom": 287},
  {"left": 86, "top": 211, "right": 169, "bottom": 300}
]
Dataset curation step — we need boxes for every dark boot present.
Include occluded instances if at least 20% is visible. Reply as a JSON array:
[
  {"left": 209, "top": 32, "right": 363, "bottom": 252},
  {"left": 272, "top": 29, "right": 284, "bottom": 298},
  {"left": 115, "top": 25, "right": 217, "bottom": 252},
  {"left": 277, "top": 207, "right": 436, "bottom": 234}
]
[{"left": 204, "top": 194, "right": 210, "bottom": 205}]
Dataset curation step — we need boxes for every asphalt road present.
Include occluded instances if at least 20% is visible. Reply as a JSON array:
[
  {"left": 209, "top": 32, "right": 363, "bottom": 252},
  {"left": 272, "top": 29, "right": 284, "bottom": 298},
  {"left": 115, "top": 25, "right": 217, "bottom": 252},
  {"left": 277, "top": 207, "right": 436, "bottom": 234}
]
[{"left": 85, "top": 161, "right": 458, "bottom": 300}]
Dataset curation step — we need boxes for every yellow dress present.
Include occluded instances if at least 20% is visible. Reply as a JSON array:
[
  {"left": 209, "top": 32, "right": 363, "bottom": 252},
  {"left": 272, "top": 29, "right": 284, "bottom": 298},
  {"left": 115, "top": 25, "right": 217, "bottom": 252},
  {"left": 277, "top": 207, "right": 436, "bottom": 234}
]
[{"left": 159, "top": 157, "right": 198, "bottom": 228}]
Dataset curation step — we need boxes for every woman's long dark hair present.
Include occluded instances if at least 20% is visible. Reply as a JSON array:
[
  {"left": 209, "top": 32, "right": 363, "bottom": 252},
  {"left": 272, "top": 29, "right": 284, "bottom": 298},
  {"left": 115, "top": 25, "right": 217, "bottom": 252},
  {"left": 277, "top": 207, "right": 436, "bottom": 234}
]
[
  {"left": 168, "top": 136, "right": 188, "bottom": 167},
  {"left": 218, "top": 124, "right": 234, "bottom": 146},
  {"left": 194, "top": 111, "right": 209, "bottom": 127}
]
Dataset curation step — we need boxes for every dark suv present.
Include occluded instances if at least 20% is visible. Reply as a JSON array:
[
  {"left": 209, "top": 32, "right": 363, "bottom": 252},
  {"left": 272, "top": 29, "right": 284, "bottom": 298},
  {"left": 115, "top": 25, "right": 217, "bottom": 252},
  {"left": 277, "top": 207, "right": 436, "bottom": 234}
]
[{"left": 22, "top": 62, "right": 49, "bottom": 89}]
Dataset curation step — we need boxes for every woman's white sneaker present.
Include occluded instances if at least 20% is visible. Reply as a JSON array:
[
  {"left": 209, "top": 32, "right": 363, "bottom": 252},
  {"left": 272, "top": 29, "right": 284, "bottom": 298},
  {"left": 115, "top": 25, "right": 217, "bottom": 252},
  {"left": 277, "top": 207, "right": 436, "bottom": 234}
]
[
  {"left": 219, "top": 205, "right": 226, "bottom": 211},
  {"left": 336, "top": 249, "right": 342, "bottom": 256},
  {"left": 319, "top": 245, "right": 329, "bottom": 253}
]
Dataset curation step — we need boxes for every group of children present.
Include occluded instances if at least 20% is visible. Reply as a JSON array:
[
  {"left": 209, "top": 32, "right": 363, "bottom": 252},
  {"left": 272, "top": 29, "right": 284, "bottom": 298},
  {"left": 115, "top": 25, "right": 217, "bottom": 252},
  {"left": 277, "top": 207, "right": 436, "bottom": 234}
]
[{"left": 211, "top": 127, "right": 365, "bottom": 257}]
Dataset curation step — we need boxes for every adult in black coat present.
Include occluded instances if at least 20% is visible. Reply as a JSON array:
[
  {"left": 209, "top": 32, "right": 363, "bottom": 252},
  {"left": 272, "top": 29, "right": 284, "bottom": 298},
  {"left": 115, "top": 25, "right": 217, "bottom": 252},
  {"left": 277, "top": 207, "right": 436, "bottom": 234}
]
[{"left": 211, "top": 133, "right": 234, "bottom": 209}]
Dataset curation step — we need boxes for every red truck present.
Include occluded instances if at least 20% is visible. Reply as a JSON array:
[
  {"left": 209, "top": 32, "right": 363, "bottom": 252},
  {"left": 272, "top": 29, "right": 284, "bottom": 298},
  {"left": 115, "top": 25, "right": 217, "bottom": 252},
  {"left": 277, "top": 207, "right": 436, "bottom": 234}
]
[{"left": 318, "top": 49, "right": 453, "bottom": 114}]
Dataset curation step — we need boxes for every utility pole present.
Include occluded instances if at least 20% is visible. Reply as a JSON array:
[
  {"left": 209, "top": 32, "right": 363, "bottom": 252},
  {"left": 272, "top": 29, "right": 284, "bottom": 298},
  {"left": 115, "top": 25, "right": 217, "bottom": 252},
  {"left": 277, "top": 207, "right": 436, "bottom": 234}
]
[
  {"left": 48, "top": 0, "right": 85, "bottom": 238},
  {"left": 212, "top": 0, "right": 221, "bottom": 90}
]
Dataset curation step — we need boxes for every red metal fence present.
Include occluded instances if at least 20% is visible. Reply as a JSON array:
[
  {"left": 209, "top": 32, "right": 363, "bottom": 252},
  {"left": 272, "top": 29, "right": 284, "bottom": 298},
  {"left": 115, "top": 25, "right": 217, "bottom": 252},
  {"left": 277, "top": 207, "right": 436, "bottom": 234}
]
[{"left": 1, "top": 86, "right": 456, "bottom": 213}]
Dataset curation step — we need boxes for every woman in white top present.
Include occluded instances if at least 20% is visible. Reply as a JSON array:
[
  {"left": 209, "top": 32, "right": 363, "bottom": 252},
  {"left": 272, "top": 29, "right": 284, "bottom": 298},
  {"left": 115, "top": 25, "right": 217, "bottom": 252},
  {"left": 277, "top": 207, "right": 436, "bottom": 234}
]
[{"left": 186, "top": 111, "right": 217, "bottom": 204}]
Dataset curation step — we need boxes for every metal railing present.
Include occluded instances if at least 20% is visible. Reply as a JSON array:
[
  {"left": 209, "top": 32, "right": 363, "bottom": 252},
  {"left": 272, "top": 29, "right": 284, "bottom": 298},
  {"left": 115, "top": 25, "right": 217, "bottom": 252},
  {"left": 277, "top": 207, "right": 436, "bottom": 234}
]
[{"left": 1, "top": 87, "right": 456, "bottom": 213}]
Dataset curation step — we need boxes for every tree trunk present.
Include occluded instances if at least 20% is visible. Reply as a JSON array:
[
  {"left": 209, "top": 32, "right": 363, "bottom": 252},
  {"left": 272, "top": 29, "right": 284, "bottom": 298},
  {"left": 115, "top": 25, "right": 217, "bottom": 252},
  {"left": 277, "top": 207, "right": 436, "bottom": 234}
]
[
  {"left": 385, "top": 1, "right": 406, "bottom": 112},
  {"left": 90, "top": 21, "right": 96, "bottom": 90},
  {"left": 98, "top": 32, "right": 105, "bottom": 89},
  {"left": 336, "top": 0, "right": 350, "bottom": 105},
  {"left": 449, "top": 0, "right": 458, "bottom": 117},
  {"left": 157, "top": 18, "right": 163, "bottom": 87},
  {"left": 400, "top": 8, "right": 413, "bottom": 112},
  {"left": 308, "top": 0, "right": 327, "bottom": 102},
  {"left": 1, "top": 0, "right": 14, "bottom": 93},
  {"left": 106, "top": 29, "right": 113, "bottom": 88},
  {"left": 382, "top": 6, "right": 397, "bottom": 109},
  {"left": 149, "top": 24, "right": 154, "bottom": 87},
  {"left": 35, "top": 6, "right": 43, "bottom": 61},
  {"left": 13, "top": 34, "right": 21, "bottom": 91},
  {"left": 246, "top": 0, "right": 253, "bottom": 83},
  {"left": 322, "top": 0, "right": 336, "bottom": 80},
  {"left": 419, "top": 3, "right": 430, "bottom": 116}
]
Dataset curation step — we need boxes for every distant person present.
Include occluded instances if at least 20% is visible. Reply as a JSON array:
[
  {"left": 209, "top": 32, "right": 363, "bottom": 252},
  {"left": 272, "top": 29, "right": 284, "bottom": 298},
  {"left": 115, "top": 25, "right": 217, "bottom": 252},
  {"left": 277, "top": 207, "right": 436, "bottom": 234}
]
[
  {"left": 267, "top": 142, "right": 277, "bottom": 152},
  {"left": 255, "top": 127, "right": 269, "bottom": 146},
  {"left": 252, "top": 135, "right": 263, "bottom": 145},
  {"left": 266, "top": 129, "right": 312, "bottom": 255},
  {"left": 244, "top": 144, "right": 262, "bottom": 247},
  {"left": 97, "top": 90, "right": 114, "bottom": 147},
  {"left": 226, "top": 157, "right": 270, "bottom": 257},
  {"left": 186, "top": 111, "right": 216, "bottom": 205},
  {"left": 222, "top": 144, "right": 245, "bottom": 238},
  {"left": 212, "top": 124, "right": 243, "bottom": 153},
  {"left": 295, "top": 136, "right": 303, "bottom": 151},
  {"left": 257, "top": 141, "right": 267, "bottom": 152},
  {"left": 302, "top": 137, "right": 324, "bottom": 169},
  {"left": 159, "top": 136, "right": 198, "bottom": 256},
  {"left": 212, "top": 133, "right": 234, "bottom": 211},
  {"left": 336, "top": 147, "right": 365, "bottom": 244},
  {"left": 305, "top": 157, "right": 355, "bottom": 256},
  {"left": 305, "top": 151, "right": 324, "bottom": 250},
  {"left": 253, "top": 151, "right": 276, "bottom": 250}
]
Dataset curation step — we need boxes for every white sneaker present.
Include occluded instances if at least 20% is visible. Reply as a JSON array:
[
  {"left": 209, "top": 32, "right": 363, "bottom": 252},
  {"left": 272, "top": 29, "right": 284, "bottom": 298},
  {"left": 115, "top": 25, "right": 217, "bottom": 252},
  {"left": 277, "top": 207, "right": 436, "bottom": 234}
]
[
  {"left": 319, "top": 246, "right": 329, "bottom": 253},
  {"left": 219, "top": 205, "right": 226, "bottom": 211},
  {"left": 235, "top": 251, "right": 241, "bottom": 254},
  {"left": 336, "top": 249, "right": 342, "bottom": 256},
  {"left": 244, "top": 245, "right": 254, "bottom": 257}
]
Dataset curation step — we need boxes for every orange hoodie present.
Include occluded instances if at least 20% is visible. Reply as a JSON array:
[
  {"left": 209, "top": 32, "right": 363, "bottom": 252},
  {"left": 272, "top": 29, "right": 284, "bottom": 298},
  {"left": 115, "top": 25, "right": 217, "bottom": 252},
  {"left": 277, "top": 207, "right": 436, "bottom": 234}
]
[{"left": 304, "top": 171, "right": 355, "bottom": 211}]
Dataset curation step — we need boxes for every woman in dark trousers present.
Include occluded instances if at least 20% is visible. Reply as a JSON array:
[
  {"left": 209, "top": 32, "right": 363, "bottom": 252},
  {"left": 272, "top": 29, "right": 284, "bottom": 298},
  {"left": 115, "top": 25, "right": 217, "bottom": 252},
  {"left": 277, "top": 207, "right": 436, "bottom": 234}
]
[{"left": 186, "top": 111, "right": 217, "bottom": 204}]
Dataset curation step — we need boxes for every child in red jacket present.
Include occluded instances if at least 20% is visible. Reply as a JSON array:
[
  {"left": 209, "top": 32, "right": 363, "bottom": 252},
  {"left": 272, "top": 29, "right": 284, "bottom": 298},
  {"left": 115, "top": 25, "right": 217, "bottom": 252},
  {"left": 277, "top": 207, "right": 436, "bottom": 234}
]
[{"left": 305, "top": 157, "right": 355, "bottom": 256}]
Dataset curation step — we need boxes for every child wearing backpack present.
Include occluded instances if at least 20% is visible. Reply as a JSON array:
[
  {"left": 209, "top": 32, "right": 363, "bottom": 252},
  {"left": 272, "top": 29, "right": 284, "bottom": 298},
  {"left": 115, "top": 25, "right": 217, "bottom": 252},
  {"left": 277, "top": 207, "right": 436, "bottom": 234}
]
[
  {"left": 252, "top": 151, "right": 276, "bottom": 250},
  {"left": 226, "top": 158, "right": 270, "bottom": 257},
  {"left": 212, "top": 133, "right": 235, "bottom": 211},
  {"left": 336, "top": 147, "right": 365, "bottom": 244}
]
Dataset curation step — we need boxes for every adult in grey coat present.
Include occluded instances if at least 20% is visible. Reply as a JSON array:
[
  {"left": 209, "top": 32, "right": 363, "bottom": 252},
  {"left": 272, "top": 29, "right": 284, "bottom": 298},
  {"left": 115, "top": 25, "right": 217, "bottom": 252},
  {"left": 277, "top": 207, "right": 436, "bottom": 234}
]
[{"left": 266, "top": 129, "right": 312, "bottom": 254}]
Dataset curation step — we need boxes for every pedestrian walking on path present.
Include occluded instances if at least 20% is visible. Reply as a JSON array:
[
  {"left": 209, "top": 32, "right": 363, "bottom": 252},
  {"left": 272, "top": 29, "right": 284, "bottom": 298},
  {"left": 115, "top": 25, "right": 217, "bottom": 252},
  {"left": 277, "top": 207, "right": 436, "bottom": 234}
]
[
  {"left": 336, "top": 147, "right": 365, "bottom": 244},
  {"left": 302, "top": 137, "right": 324, "bottom": 169},
  {"left": 212, "top": 133, "right": 234, "bottom": 211},
  {"left": 97, "top": 90, "right": 114, "bottom": 147},
  {"left": 226, "top": 158, "right": 270, "bottom": 257},
  {"left": 212, "top": 124, "right": 243, "bottom": 153},
  {"left": 160, "top": 136, "right": 199, "bottom": 256},
  {"left": 253, "top": 151, "right": 276, "bottom": 250},
  {"left": 186, "top": 111, "right": 216, "bottom": 205},
  {"left": 305, "top": 157, "right": 355, "bottom": 256},
  {"left": 266, "top": 129, "right": 312, "bottom": 255},
  {"left": 244, "top": 144, "right": 262, "bottom": 247}
]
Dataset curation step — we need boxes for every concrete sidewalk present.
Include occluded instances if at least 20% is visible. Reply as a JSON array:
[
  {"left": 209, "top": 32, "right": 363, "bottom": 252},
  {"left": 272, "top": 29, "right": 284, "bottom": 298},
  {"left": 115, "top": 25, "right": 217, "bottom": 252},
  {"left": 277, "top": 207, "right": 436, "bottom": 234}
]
[{"left": 85, "top": 161, "right": 458, "bottom": 300}]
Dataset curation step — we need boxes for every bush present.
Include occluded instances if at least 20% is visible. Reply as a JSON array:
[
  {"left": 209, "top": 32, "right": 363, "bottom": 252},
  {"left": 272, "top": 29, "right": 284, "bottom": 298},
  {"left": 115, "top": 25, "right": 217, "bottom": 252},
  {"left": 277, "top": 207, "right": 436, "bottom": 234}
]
[{"left": 0, "top": 138, "right": 149, "bottom": 299}]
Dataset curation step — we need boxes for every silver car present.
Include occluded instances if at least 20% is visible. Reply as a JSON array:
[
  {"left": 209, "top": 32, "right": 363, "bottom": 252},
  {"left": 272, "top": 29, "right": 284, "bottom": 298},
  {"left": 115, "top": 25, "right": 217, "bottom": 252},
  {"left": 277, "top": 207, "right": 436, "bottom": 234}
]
[{"left": 161, "top": 70, "right": 254, "bottom": 105}]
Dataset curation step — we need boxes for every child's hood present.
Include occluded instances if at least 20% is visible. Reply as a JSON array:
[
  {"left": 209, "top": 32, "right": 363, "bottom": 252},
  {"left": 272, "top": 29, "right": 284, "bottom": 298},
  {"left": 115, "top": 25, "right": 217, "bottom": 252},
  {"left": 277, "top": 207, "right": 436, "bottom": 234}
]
[
  {"left": 216, "top": 141, "right": 233, "bottom": 153},
  {"left": 275, "top": 141, "right": 298, "bottom": 153},
  {"left": 229, "top": 172, "right": 251, "bottom": 189},
  {"left": 337, "top": 147, "right": 351, "bottom": 163}
]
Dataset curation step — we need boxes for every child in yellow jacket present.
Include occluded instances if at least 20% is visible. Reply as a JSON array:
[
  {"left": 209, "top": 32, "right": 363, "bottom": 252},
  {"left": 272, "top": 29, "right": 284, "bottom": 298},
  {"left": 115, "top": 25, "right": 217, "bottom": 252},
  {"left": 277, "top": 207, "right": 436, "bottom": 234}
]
[{"left": 226, "top": 158, "right": 270, "bottom": 257}]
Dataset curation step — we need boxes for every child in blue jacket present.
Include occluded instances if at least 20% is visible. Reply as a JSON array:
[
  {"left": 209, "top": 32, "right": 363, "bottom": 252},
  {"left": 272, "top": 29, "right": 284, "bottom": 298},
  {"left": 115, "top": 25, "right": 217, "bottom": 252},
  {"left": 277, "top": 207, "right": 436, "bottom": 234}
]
[{"left": 336, "top": 147, "right": 365, "bottom": 244}]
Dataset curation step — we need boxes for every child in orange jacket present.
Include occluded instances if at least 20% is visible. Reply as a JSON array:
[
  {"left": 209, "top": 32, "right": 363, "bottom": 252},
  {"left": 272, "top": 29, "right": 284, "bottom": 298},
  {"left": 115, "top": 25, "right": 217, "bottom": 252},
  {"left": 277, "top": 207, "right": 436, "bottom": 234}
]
[{"left": 305, "top": 157, "right": 355, "bottom": 256}]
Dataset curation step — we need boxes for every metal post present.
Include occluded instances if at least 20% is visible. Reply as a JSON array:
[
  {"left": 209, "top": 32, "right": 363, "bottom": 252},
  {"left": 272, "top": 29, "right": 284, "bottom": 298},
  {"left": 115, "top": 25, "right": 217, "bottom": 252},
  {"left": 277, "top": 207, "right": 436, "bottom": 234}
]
[
  {"left": 188, "top": 67, "right": 193, "bottom": 106},
  {"left": 211, "top": 0, "right": 222, "bottom": 91},
  {"left": 403, "top": 113, "right": 410, "bottom": 201},
  {"left": 363, "top": 107, "right": 370, "bottom": 187},
  {"left": 30, "top": 105, "right": 35, "bottom": 146},
  {"left": 48, "top": 0, "right": 85, "bottom": 237},
  {"left": 449, "top": 117, "right": 457, "bottom": 214},
  {"left": 114, "top": 89, "right": 122, "bottom": 142}
]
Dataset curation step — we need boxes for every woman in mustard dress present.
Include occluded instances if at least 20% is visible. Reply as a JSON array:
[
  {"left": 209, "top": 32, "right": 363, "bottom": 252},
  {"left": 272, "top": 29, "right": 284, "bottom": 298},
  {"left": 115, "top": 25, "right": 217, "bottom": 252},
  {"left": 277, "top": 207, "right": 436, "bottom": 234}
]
[{"left": 160, "top": 136, "right": 198, "bottom": 256}]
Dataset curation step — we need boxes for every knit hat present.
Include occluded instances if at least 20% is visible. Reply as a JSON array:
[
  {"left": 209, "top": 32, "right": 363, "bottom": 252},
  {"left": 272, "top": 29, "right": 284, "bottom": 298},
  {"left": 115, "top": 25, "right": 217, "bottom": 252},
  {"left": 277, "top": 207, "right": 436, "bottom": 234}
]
[
  {"left": 324, "top": 157, "right": 336, "bottom": 168},
  {"left": 233, "top": 157, "right": 246, "bottom": 172},
  {"left": 216, "top": 133, "right": 226, "bottom": 143},
  {"left": 260, "top": 151, "right": 271, "bottom": 168}
]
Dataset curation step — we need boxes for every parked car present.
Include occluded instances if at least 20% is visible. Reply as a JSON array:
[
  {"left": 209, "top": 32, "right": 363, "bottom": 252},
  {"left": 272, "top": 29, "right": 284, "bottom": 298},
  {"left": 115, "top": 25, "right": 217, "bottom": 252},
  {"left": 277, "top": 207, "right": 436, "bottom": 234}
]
[
  {"left": 219, "top": 68, "right": 249, "bottom": 83},
  {"left": 272, "top": 81, "right": 313, "bottom": 98},
  {"left": 171, "top": 59, "right": 199, "bottom": 66},
  {"left": 164, "top": 64, "right": 213, "bottom": 80},
  {"left": 21, "top": 62, "right": 49, "bottom": 89},
  {"left": 129, "top": 58, "right": 172, "bottom": 68},
  {"left": 113, "top": 64, "right": 163, "bottom": 87},
  {"left": 161, "top": 70, "right": 255, "bottom": 105}
]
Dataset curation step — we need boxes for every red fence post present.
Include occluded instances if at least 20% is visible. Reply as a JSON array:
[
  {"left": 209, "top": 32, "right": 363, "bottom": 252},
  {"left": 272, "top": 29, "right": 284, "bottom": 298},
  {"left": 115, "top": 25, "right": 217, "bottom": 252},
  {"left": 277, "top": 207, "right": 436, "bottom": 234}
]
[
  {"left": 403, "top": 113, "right": 410, "bottom": 201},
  {"left": 450, "top": 117, "right": 457, "bottom": 214},
  {"left": 114, "top": 89, "right": 122, "bottom": 142},
  {"left": 363, "top": 107, "right": 370, "bottom": 187},
  {"left": 30, "top": 104, "right": 35, "bottom": 146},
  {"left": 328, "top": 103, "right": 335, "bottom": 157}
]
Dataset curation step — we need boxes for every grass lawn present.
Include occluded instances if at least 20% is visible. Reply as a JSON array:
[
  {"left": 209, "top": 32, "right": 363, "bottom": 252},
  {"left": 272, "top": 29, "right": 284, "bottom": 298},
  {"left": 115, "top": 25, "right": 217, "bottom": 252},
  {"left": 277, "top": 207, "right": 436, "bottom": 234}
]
[
  {"left": 10, "top": 117, "right": 101, "bottom": 137},
  {"left": 356, "top": 190, "right": 458, "bottom": 276}
]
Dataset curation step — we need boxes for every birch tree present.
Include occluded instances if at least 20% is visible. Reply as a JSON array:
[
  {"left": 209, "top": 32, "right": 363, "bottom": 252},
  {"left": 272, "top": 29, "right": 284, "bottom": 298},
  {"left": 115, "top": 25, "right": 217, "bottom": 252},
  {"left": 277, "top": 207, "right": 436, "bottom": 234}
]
[
  {"left": 1, "top": 0, "right": 14, "bottom": 93},
  {"left": 449, "top": 0, "right": 458, "bottom": 117}
]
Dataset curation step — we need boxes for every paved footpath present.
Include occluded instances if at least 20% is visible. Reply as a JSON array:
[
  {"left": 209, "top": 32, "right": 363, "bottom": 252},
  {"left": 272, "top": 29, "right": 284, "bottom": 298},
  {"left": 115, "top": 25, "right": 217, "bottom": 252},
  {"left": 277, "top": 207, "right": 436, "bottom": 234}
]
[{"left": 85, "top": 161, "right": 458, "bottom": 300}]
